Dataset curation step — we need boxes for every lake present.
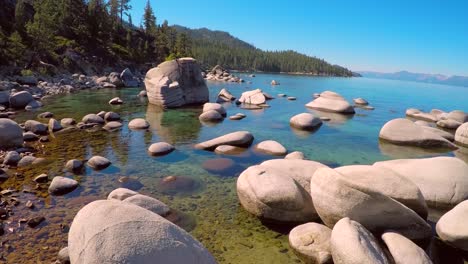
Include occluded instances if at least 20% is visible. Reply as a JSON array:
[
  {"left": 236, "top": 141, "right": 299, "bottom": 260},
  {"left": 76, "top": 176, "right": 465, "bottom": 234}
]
[{"left": 2, "top": 73, "right": 468, "bottom": 263}]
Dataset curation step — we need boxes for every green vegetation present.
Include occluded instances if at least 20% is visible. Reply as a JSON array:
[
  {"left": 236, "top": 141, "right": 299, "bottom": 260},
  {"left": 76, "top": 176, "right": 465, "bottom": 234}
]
[{"left": 0, "top": 0, "right": 354, "bottom": 77}]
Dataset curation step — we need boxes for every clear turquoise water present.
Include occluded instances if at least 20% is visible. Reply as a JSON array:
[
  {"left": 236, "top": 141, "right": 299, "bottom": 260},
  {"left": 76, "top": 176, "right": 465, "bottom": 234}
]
[{"left": 3, "top": 74, "right": 468, "bottom": 263}]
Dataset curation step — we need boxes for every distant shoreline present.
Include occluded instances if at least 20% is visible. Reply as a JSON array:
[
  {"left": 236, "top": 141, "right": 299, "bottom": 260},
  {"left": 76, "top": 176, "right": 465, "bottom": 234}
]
[{"left": 229, "top": 70, "right": 359, "bottom": 78}]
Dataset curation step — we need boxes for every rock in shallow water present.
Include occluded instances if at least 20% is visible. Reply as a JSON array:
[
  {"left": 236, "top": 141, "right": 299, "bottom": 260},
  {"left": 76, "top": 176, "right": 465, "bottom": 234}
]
[
  {"left": 195, "top": 131, "right": 254, "bottom": 150},
  {"left": 123, "top": 194, "right": 170, "bottom": 216},
  {"left": 65, "top": 159, "right": 84, "bottom": 173},
  {"left": 306, "top": 91, "right": 355, "bottom": 114},
  {"left": 9, "top": 91, "right": 33, "bottom": 109},
  {"left": 68, "top": 199, "right": 216, "bottom": 264},
  {"left": 87, "top": 156, "right": 111, "bottom": 170},
  {"left": 254, "top": 140, "right": 287, "bottom": 156},
  {"left": 199, "top": 110, "right": 223, "bottom": 122},
  {"left": 148, "top": 142, "right": 175, "bottom": 156},
  {"left": 0, "top": 119, "right": 23, "bottom": 149},
  {"left": 48, "top": 176, "right": 78, "bottom": 195},
  {"left": 374, "top": 157, "right": 468, "bottom": 208},
  {"left": 289, "top": 223, "right": 333, "bottom": 264},
  {"left": 310, "top": 167, "right": 432, "bottom": 240},
  {"left": 330, "top": 217, "right": 390, "bottom": 264},
  {"left": 290, "top": 113, "right": 322, "bottom": 131},
  {"left": 128, "top": 118, "right": 150, "bottom": 129}
]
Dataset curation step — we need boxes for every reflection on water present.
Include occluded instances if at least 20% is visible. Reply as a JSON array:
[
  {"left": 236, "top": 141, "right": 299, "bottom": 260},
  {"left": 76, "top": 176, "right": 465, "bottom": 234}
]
[{"left": 1, "top": 74, "right": 468, "bottom": 263}]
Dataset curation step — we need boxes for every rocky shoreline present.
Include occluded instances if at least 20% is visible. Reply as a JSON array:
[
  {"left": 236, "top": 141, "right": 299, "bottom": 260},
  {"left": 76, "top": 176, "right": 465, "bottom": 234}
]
[{"left": 0, "top": 58, "right": 468, "bottom": 263}]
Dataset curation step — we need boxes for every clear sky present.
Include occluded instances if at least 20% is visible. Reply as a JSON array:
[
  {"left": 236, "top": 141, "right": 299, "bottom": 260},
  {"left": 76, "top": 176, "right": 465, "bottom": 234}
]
[{"left": 129, "top": 0, "right": 468, "bottom": 76}]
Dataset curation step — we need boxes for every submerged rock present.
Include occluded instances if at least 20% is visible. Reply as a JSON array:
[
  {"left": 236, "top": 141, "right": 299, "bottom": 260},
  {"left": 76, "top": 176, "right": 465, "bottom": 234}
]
[
  {"left": 156, "top": 175, "right": 198, "bottom": 194},
  {"left": 123, "top": 194, "right": 170, "bottom": 216},
  {"left": 306, "top": 91, "right": 355, "bottom": 114},
  {"left": 202, "top": 158, "right": 235, "bottom": 173},
  {"left": 195, "top": 131, "right": 254, "bottom": 150},
  {"left": 103, "top": 121, "right": 123, "bottom": 131},
  {"left": 108, "top": 188, "right": 138, "bottom": 201},
  {"left": 289, "top": 223, "right": 333, "bottom": 264},
  {"left": 199, "top": 110, "right": 223, "bottom": 123},
  {"left": 145, "top": 58, "right": 209, "bottom": 108},
  {"left": 330, "top": 218, "right": 390, "bottom": 264},
  {"left": 68, "top": 199, "right": 216, "bottom": 264}
]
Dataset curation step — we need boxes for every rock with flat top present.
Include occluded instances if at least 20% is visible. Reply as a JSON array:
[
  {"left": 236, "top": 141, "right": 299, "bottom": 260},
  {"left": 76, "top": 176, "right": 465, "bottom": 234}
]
[
  {"left": 195, "top": 131, "right": 254, "bottom": 150},
  {"left": 306, "top": 91, "right": 355, "bottom": 114},
  {"left": 239, "top": 89, "right": 267, "bottom": 105}
]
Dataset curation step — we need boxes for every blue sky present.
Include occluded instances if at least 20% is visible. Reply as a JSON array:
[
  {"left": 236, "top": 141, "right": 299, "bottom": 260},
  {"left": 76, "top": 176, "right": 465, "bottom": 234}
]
[{"left": 129, "top": 0, "right": 468, "bottom": 76}]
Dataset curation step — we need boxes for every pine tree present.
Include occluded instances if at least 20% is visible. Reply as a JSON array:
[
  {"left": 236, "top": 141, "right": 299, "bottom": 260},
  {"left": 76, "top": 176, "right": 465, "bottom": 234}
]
[
  {"left": 143, "top": 0, "right": 157, "bottom": 36},
  {"left": 26, "top": 0, "right": 58, "bottom": 55},
  {"left": 14, "top": 0, "right": 28, "bottom": 37},
  {"left": 175, "top": 32, "right": 191, "bottom": 58},
  {"left": 119, "top": 0, "right": 131, "bottom": 26}
]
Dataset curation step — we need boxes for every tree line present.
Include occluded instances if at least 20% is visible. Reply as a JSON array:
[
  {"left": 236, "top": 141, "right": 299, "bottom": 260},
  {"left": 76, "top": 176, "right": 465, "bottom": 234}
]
[
  {"left": 0, "top": 0, "right": 354, "bottom": 77},
  {"left": 0, "top": 0, "right": 192, "bottom": 74}
]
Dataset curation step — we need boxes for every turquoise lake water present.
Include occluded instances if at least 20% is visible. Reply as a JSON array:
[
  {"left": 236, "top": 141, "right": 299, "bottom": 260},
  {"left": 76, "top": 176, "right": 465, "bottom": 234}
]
[{"left": 3, "top": 74, "right": 468, "bottom": 263}]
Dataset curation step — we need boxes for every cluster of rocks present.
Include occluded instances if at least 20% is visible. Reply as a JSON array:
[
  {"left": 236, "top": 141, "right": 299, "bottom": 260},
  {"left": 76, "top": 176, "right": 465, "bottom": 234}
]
[
  {"left": 199, "top": 102, "right": 227, "bottom": 123},
  {"left": 380, "top": 109, "right": 468, "bottom": 150},
  {"left": 236, "top": 156, "right": 468, "bottom": 263},
  {"left": 60, "top": 188, "right": 216, "bottom": 263},
  {"left": 203, "top": 65, "right": 244, "bottom": 83},
  {"left": 145, "top": 58, "right": 209, "bottom": 108}
]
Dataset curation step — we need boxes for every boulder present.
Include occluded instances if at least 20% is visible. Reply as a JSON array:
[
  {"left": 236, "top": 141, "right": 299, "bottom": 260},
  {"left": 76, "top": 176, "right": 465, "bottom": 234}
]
[
  {"left": 353, "top": 98, "right": 369, "bottom": 105},
  {"left": 310, "top": 167, "right": 432, "bottom": 240},
  {"left": 0, "top": 91, "right": 9, "bottom": 105},
  {"left": 128, "top": 118, "right": 150, "bottom": 129},
  {"left": 87, "top": 156, "right": 111, "bottom": 170},
  {"left": 406, "top": 108, "right": 421, "bottom": 116},
  {"left": 9, "top": 91, "right": 33, "bottom": 109},
  {"left": 17, "top": 155, "right": 37, "bottom": 167},
  {"left": 202, "top": 102, "right": 226, "bottom": 116},
  {"left": 120, "top": 68, "right": 139, "bottom": 87},
  {"left": 374, "top": 157, "right": 468, "bottom": 208},
  {"left": 97, "top": 111, "right": 106, "bottom": 118},
  {"left": 68, "top": 200, "right": 216, "bottom": 264},
  {"left": 409, "top": 112, "right": 438, "bottom": 122},
  {"left": 217, "top": 88, "right": 235, "bottom": 102},
  {"left": 381, "top": 232, "right": 432, "bottom": 264},
  {"left": 57, "top": 247, "right": 70, "bottom": 264},
  {"left": 148, "top": 142, "right": 175, "bottom": 156},
  {"left": 108, "top": 188, "right": 138, "bottom": 200},
  {"left": 421, "top": 126, "right": 454, "bottom": 141},
  {"left": 214, "top": 145, "right": 246, "bottom": 155},
  {"left": 108, "top": 97, "right": 123, "bottom": 105},
  {"left": 195, "top": 131, "right": 254, "bottom": 150},
  {"left": 145, "top": 58, "right": 209, "bottom": 108},
  {"left": 61, "top": 118, "right": 77, "bottom": 127},
  {"left": 199, "top": 110, "right": 223, "bottom": 122},
  {"left": 285, "top": 151, "right": 305, "bottom": 160},
  {"left": 48, "top": 118, "right": 63, "bottom": 132},
  {"left": 254, "top": 140, "right": 287, "bottom": 156},
  {"left": 123, "top": 194, "right": 170, "bottom": 216},
  {"left": 330, "top": 218, "right": 390, "bottom": 264},
  {"left": 25, "top": 100, "right": 42, "bottom": 110},
  {"left": 306, "top": 91, "right": 355, "bottom": 114},
  {"left": 104, "top": 111, "right": 120, "bottom": 122},
  {"left": 0, "top": 119, "right": 23, "bottom": 149},
  {"left": 24, "top": 120, "right": 48, "bottom": 135},
  {"left": 237, "top": 164, "right": 319, "bottom": 222},
  {"left": 103, "top": 121, "right": 123, "bottom": 131},
  {"left": 290, "top": 113, "right": 323, "bottom": 131},
  {"left": 82, "top": 114, "right": 104, "bottom": 124},
  {"left": 289, "top": 223, "right": 333, "bottom": 264},
  {"left": 108, "top": 72, "right": 124, "bottom": 87},
  {"left": 23, "top": 131, "right": 39, "bottom": 141},
  {"left": 446, "top": 110, "right": 468, "bottom": 123},
  {"left": 335, "top": 165, "right": 428, "bottom": 219},
  {"left": 3, "top": 151, "right": 21, "bottom": 166},
  {"left": 436, "top": 200, "right": 468, "bottom": 251},
  {"left": 16, "top": 76, "right": 38, "bottom": 85},
  {"left": 379, "top": 118, "right": 457, "bottom": 149},
  {"left": 48, "top": 176, "right": 78, "bottom": 195},
  {"left": 455, "top": 122, "right": 468, "bottom": 147},
  {"left": 437, "top": 119, "right": 462, "bottom": 130},
  {"left": 238, "top": 89, "right": 266, "bottom": 105},
  {"left": 65, "top": 159, "right": 84, "bottom": 173}
]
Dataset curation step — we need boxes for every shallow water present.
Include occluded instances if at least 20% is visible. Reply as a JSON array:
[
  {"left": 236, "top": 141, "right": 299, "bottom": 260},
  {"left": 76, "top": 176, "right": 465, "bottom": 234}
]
[{"left": 1, "top": 74, "right": 468, "bottom": 263}]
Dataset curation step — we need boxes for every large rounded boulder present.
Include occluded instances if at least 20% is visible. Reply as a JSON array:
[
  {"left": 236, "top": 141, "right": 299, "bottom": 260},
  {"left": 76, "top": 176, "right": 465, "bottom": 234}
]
[
  {"left": 305, "top": 91, "right": 355, "bottom": 114},
  {"left": 436, "top": 200, "right": 468, "bottom": 251},
  {"left": 237, "top": 159, "right": 327, "bottom": 222},
  {"left": 290, "top": 113, "right": 323, "bottom": 131},
  {"left": 0, "top": 119, "right": 23, "bottom": 149},
  {"left": 379, "top": 118, "right": 457, "bottom": 149},
  {"left": 455, "top": 122, "right": 468, "bottom": 147},
  {"left": 310, "top": 167, "right": 432, "bottom": 240},
  {"left": 68, "top": 199, "right": 216, "bottom": 264},
  {"left": 330, "top": 218, "right": 390, "bottom": 264},
  {"left": 374, "top": 157, "right": 468, "bottom": 208},
  {"left": 145, "top": 58, "right": 209, "bottom": 108},
  {"left": 9, "top": 91, "right": 33, "bottom": 109},
  {"left": 335, "top": 165, "right": 428, "bottom": 219}
]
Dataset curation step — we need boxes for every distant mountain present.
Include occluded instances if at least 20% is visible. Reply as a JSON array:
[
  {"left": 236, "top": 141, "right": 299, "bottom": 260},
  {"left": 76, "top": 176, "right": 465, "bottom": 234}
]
[
  {"left": 174, "top": 25, "right": 357, "bottom": 77},
  {"left": 358, "top": 70, "right": 468, "bottom": 87}
]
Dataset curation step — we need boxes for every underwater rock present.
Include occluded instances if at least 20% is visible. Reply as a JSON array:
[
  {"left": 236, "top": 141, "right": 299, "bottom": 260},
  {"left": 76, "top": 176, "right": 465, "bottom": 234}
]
[
  {"left": 123, "top": 194, "right": 170, "bottom": 216},
  {"left": 202, "top": 158, "right": 235, "bottom": 174},
  {"left": 156, "top": 176, "right": 198, "bottom": 194}
]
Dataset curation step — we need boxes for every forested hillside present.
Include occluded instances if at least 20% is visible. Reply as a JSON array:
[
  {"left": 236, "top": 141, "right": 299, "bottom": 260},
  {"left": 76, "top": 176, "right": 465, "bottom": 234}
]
[
  {"left": 0, "top": 0, "right": 355, "bottom": 77},
  {"left": 175, "top": 26, "right": 356, "bottom": 76}
]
